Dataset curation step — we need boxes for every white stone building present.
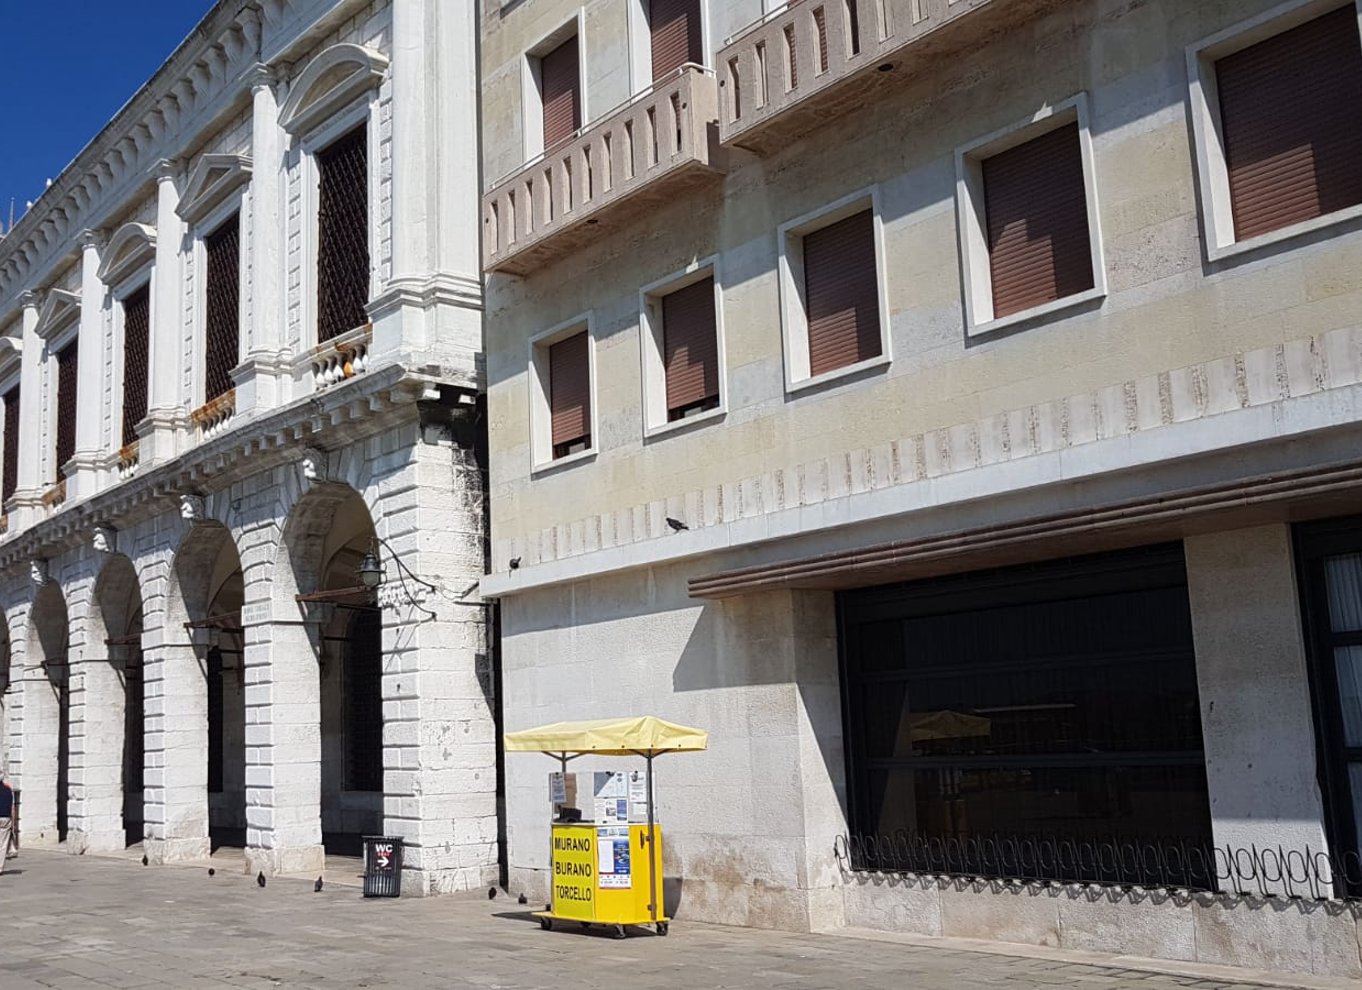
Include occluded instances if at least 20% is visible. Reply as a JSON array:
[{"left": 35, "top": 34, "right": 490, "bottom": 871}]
[
  {"left": 480, "top": 0, "right": 1362, "bottom": 978},
  {"left": 0, "top": 0, "right": 499, "bottom": 894}
]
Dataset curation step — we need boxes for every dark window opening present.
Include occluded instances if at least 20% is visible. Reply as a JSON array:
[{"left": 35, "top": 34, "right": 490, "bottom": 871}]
[
  {"left": 549, "top": 332, "right": 591, "bottom": 459},
  {"left": 839, "top": 544, "right": 1212, "bottom": 886},
  {"left": 662, "top": 275, "right": 720, "bottom": 421},
  {"left": 541, "top": 36, "right": 582, "bottom": 151},
  {"left": 55, "top": 341, "right": 79, "bottom": 475},
  {"left": 344, "top": 609, "right": 384, "bottom": 793},
  {"left": 204, "top": 213, "right": 241, "bottom": 403},
  {"left": 804, "top": 208, "right": 881, "bottom": 377},
  {"left": 2, "top": 385, "right": 19, "bottom": 504},
  {"left": 121, "top": 285, "right": 151, "bottom": 450},
  {"left": 207, "top": 647, "right": 224, "bottom": 794},
  {"left": 650, "top": 0, "right": 703, "bottom": 82},
  {"left": 316, "top": 127, "right": 371, "bottom": 343}
]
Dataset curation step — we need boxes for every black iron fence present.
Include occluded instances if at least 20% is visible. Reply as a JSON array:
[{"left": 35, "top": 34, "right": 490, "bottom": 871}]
[{"left": 835, "top": 832, "right": 1362, "bottom": 902}]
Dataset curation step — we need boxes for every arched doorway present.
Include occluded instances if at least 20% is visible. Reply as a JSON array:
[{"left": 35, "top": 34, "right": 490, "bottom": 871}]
[
  {"left": 88, "top": 554, "right": 146, "bottom": 848},
  {"left": 165, "top": 522, "right": 246, "bottom": 858},
  {"left": 26, "top": 581, "right": 70, "bottom": 844},
  {"left": 282, "top": 486, "right": 384, "bottom": 857}
]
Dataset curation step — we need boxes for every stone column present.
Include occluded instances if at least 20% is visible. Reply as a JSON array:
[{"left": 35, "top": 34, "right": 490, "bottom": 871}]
[
  {"left": 67, "top": 232, "right": 107, "bottom": 503},
  {"left": 139, "top": 162, "right": 187, "bottom": 467},
  {"left": 64, "top": 562, "right": 126, "bottom": 854},
  {"left": 140, "top": 546, "right": 210, "bottom": 864},
  {"left": 234, "top": 66, "right": 291, "bottom": 418},
  {"left": 1185, "top": 525, "right": 1330, "bottom": 873},
  {"left": 377, "top": 423, "right": 498, "bottom": 894},
  {"left": 240, "top": 513, "right": 324, "bottom": 876},
  {"left": 369, "top": 0, "right": 482, "bottom": 382},
  {"left": 8, "top": 294, "right": 46, "bottom": 530}
]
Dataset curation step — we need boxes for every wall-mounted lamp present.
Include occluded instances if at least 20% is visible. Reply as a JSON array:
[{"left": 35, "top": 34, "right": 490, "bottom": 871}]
[
  {"left": 356, "top": 537, "right": 437, "bottom": 617},
  {"left": 357, "top": 549, "right": 384, "bottom": 591}
]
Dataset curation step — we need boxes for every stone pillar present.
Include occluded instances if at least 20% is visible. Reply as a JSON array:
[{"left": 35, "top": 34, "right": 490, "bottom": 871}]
[
  {"left": 369, "top": 0, "right": 482, "bottom": 381},
  {"left": 64, "top": 563, "right": 125, "bottom": 854},
  {"left": 140, "top": 549, "right": 210, "bottom": 863},
  {"left": 234, "top": 66, "right": 291, "bottom": 418},
  {"left": 67, "top": 232, "right": 107, "bottom": 503},
  {"left": 1185, "top": 525, "right": 1330, "bottom": 867},
  {"left": 240, "top": 514, "right": 324, "bottom": 876},
  {"left": 139, "top": 162, "right": 187, "bottom": 467},
  {"left": 8, "top": 294, "right": 46, "bottom": 530},
  {"left": 377, "top": 425, "right": 498, "bottom": 894}
]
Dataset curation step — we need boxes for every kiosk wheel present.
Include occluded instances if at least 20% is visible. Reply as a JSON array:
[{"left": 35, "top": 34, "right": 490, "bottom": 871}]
[
  {"left": 656, "top": 922, "right": 669, "bottom": 936},
  {"left": 538, "top": 917, "right": 552, "bottom": 931},
  {"left": 611, "top": 924, "right": 627, "bottom": 940}
]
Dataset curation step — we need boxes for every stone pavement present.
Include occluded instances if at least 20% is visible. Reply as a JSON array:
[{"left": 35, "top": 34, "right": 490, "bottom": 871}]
[{"left": 0, "top": 849, "right": 1346, "bottom": 990}]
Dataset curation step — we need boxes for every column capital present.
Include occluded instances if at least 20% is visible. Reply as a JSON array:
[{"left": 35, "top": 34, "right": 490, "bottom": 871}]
[
  {"left": 79, "top": 229, "right": 105, "bottom": 251},
  {"left": 153, "top": 158, "right": 183, "bottom": 183},
  {"left": 244, "top": 62, "right": 277, "bottom": 92},
  {"left": 17, "top": 290, "right": 40, "bottom": 311}
]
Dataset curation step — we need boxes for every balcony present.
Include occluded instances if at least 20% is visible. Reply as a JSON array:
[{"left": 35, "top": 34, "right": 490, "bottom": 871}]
[
  {"left": 483, "top": 64, "right": 723, "bottom": 276},
  {"left": 718, "top": 0, "right": 1044, "bottom": 154}
]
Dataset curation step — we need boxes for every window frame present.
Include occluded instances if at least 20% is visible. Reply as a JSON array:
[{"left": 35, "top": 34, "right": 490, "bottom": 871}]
[
  {"left": 522, "top": 12, "right": 589, "bottom": 164},
  {"left": 1186, "top": 0, "right": 1362, "bottom": 263},
  {"left": 777, "top": 186, "right": 891, "bottom": 394},
  {"left": 529, "top": 313, "right": 598, "bottom": 474},
  {"left": 627, "top": 0, "right": 712, "bottom": 94},
  {"left": 190, "top": 196, "right": 248, "bottom": 413},
  {"left": 0, "top": 352, "right": 20, "bottom": 510},
  {"left": 954, "top": 92, "right": 1106, "bottom": 337},
  {"left": 47, "top": 326, "right": 81, "bottom": 487},
  {"left": 296, "top": 100, "right": 381, "bottom": 356},
  {"left": 638, "top": 256, "right": 726, "bottom": 439},
  {"left": 109, "top": 274, "right": 154, "bottom": 459}
]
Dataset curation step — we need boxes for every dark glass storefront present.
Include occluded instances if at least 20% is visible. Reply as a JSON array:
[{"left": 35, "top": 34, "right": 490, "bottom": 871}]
[{"left": 839, "top": 544, "right": 1213, "bottom": 880}]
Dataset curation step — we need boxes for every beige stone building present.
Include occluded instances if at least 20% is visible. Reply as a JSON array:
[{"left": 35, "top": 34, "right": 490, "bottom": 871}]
[{"left": 480, "top": 0, "right": 1362, "bottom": 977}]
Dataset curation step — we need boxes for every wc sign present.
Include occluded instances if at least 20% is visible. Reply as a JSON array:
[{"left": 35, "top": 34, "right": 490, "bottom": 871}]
[{"left": 371, "top": 841, "right": 396, "bottom": 871}]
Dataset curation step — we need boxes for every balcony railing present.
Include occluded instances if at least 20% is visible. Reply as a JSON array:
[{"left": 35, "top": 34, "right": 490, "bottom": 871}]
[
  {"left": 483, "top": 64, "right": 723, "bottom": 276},
  {"left": 191, "top": 389, "right": 237, "bottom": 441},
  {"left": 306, "top": 324, "right": 372, "bottom": 392},
  {"left": 718, "top": 0, "right": 1003, "bottom": 152}
]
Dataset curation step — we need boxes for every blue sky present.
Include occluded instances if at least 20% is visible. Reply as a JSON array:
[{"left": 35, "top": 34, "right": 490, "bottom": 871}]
[{"left": 1, "top": 2, "right": 215, "bottom": 229}]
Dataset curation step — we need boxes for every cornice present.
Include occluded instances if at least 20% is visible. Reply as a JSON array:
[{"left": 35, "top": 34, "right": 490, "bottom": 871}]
[
  {"left": 177, "top": 153, "right": 253, "bottom": 227},
  {"left": 98, "top": 223, "right": 158, "bottom": 287},
  {"left": 0, "top": 363, "right": 475, "bottom": 571},
  {"left": 34, "top": 289, "right": 81, "bottom": 342},
  {"left": 279, "top": 42, "right": 390, "bottom": 137}
]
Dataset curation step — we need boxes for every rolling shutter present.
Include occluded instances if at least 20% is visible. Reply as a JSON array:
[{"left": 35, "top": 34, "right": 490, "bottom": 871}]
[
  {"left": 549, "top": 332, "right": 591, "bottom": 455},
  {"left": 204, "top": 213, "right": 241, "bottom": 403},
  {"left": 662, "top": 275, "right": 719, "bottom": 418},
  {"left": 1216, "top": 5, "right": 1362, "bottom": 242},
  {"left": 3, "top": 386, "right": 19, "bottom": 504},
  {"left": 804, "top": 209, "right": 881, "bottom": 377},
  {"left": 316, "top": 127, "right": 370, "bottom": 343},
  {"left": 56, "top": 341, "right": 79, "bottom": 473},
  {"left": 651, "top": 0, "right": 703, "bottom": 82},
  {"left": 983, "top": 122, "right": 1093, "bottom": 320},
  {"left": 541, "top": 37, "right": 581, "bottom": 151},
  {"left": 122, "top": 285, "right": 150, "bottom": 449}
]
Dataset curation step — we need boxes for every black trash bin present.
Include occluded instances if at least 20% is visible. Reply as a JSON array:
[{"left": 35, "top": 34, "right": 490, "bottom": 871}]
[{"left": 362, "top": 836, "right": 404, "bottom": 897}]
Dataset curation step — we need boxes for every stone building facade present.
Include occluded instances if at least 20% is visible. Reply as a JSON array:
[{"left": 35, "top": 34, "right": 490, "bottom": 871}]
[
  {"left": 480, "top": 0, "right": 1362, "bottom": 978},
  {"left": 0, "top": 0, "right": 498, "bottom": 895}
]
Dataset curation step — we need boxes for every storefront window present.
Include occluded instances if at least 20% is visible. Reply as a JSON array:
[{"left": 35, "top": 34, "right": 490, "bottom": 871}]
[{"left": 839, "top": 544, "right": 1212, "bottom": 883}]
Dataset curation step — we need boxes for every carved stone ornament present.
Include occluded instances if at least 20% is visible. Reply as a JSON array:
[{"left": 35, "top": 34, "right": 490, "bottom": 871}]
[
  {"left": 301, "top": 447, "right": 330, "bottom": 482},
  {"left": 92, "top": 525, "right": 117, "bottom": 554},
  {"left": 30, "top": 559, "right": 49, "bottom": 586},
  {"left": 180, "top": 494, "right": 207, "bottom": 522}
]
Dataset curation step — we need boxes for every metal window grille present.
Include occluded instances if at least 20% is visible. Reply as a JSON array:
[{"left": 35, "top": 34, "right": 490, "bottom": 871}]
[
  {"left": 122, "top": 285, "right": 151, "bottom": 449},
  {"left": 207, "top": 647, "right": 224, "bottom": 794},
  {"left": 204, "top": 214, "right": 241, "bottom": 403},
  {"left": 55, "top": 342, "right": 79, "bottom": 473},
  {"left": 344, "top": 609, "right": 384, "bottom": 792},
  {"left": 2, "top": 385, "right": 19, "bottom": 504},
  {"left": 316, "top": 127, "right": 370, "bottom": 343}
]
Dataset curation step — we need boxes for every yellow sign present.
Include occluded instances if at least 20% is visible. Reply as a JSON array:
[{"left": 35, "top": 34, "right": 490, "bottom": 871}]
[{"left": 550, "top": 825, "right": 596, "bottom": 920}]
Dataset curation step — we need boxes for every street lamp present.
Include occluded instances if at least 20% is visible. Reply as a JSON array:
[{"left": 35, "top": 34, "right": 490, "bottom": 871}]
[{"left": 357, "top": 547, "right": 384, "bottom": 591}]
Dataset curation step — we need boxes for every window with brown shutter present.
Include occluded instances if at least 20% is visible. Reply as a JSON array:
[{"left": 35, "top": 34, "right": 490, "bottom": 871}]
[
  {"left": 122, "top": 285, "right": 151, "bottom": 449},
  {"left": 803, "top": 209, "right": 881, "bottom": 377},
  {"left": 204, "top": 213, "right": 241, "bottom": 403},
  {"left": 316, "top": 126, "right": 370, "bottom": 343},
  {"left": 549, "top": 332, "right": 591, "bottom": 458},
  {"left": 2, "top": 386, "right": 19, "bottom": 504},
  {"left": 662, "top": 276, "right": 719, "bottom": 419},
  {"left": 1215, "top": 5, "right": 1362, "bottom": 243},
  {"left": 982, "top": 122, "right": 1094, "bottom": 320},
  {"left": 55, "top": 341, "right": 79, "bottom": 476},
  {"left": 650, "top": 0, "right": 702, "bottom": 82},
  {"left": 541, "top": 37, "right": 581, "bottom": 152}
]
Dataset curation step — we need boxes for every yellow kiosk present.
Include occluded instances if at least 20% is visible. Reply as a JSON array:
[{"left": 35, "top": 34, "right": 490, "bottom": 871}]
[{"left": 503, "top": 716, "right": 708, "bottom": 939}]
